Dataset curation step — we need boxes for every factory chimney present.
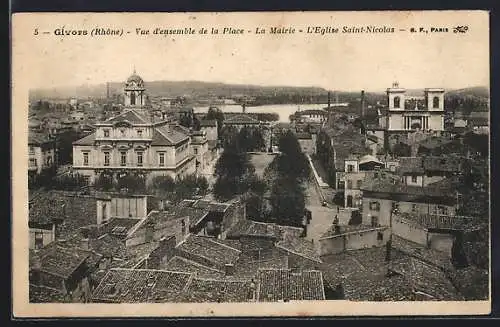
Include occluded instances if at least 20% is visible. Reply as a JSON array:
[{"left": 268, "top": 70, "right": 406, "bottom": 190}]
[
  {"left": 327, "top": 91, "right": 331, "bottom": 109},
  {"left": 106, "top": 82, "right": 110, "bottom": 100},
  {"left": 360, "top": 90, "right": 366, "bottom": 118}
]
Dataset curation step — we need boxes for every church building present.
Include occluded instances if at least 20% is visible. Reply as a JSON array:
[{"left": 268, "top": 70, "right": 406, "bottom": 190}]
[
  {"left": 379, "top": 82, "right": 445, "bottom": 132},
  {"left": 72, "top": 71, "right": 196, "bottom": 185}
]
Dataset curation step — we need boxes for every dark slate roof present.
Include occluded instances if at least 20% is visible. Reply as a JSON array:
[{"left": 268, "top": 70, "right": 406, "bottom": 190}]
[
  {"left": 105, "top": 110, "right": 151, "bottom": 125},
  {"left": 200, "top": 120, "right": 217, "bottom": 127},
  {"left": 256, "top": 269, "right": 325, "bottom": 301},
  {"left": 180, "top": 277, "right": 254, "bottom": 303},
  {"left": 91, "top": 268, "right": 193, "bottom": 303},
  {"left": 468, "top": 117, "right": 489, "bottom": 127},
  {"left": 224, "top": 114, "right": 260, "bottom": 125},
  {"left": 152, "top": 125, "right": 189, "bottom": 146},
  {"left": 72, "top": 133, "right": 96, "bottom": 146},
  {"left": 163, "top": 256, "right": 224, "bottom": 278},
  {"left": 176, "top": 235, "right": 241, "bottom": 266},
  {"left": 296, "top": 132, "right": 312, "bottom": 140}
]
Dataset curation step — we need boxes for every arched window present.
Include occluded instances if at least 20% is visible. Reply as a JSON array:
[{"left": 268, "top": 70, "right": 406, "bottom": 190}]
[
  {"left": 433, "top": 96, "right": 440, "bottom": 108},
  {"left": 393, "top": 96, "right": 401, "bottom": 108},
  {"left": 130, "top": 92, "right": 136, "bottom": 105}
]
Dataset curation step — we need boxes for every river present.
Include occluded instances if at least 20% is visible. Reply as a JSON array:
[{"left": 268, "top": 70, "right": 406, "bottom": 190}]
[{"left": 193, "top": 103, "right": 329, "bottom": 123}]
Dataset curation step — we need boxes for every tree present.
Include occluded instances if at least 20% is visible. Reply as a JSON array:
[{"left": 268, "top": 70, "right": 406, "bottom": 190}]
[
  {"left": 391, "top": 142, "right": 411, "bottom": 157},
  {"left": 116, "top": 173, "right": 146, "bottom": 193},
  {"left": 270, "top": 177, "right": 306, "bottom": 227},
  {"left": 206, "top": 107, "right": 225, "bottom": 136},
  {"left": 213, "top": 138, "right": 257, "bottom": 201},
  {"left": 57, "top": 130, "right": 84, "bottom": 165},
  {"left": 94, "top": 173, "right": 114, "bottom": 191}
]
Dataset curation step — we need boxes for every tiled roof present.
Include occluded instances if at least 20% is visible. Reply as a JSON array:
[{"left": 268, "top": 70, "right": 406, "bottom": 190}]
[
  {"left": 398, "top": 157, "right": 424, "bottom": 174},
  {"left": 422, "top": 156, "right": 462, "bottom": 173},
  {"left": 163, "top": 256, "right": 224, "bottom": 278},
  {"left": 30, "top": 285, "right": 69, "bottom": 303},
  {"left": 391, "top": 235, "right": 453, "bottom": 271},
  {"left": 152, "top": 125, "right": 189, "bottom": 146},
  {"left": 224, "top": 114, "right": 260, "bottom": 125},
  {"left": 388, "top": 256, "right": 464, "bottom": 300},
  {"left": 28, "top": 131, "right": 52, "bottom": 145},
  {"left": 393, "top": 212, "right": 473, "bottom": 231},
  {"left": 447, "top": 266, "right": 489, "bottom": 300},
  {"left": 91, "top": 268, "right": 193, "bottom": 303},
  {"left": 276, "top": 236, "right": 321, "bottom": 263},
  {"left": 256, "top": 269, "right": 325, "bottom": 301},
  {"left": 176, "top": 235, "right": 241, "bottom": 267},
  {"left": 200, "top": 119, "right": 217, "bottom": 127},
  {"left": 342, "top": 274, "right": 415, "bottom": 301},
  {"left": 105, "top": 110, "right": 151, "bottom": 125},
  {"left": 226, "top": 220, "right": 280, "bottom": 239},
  {"left": 72, "top": 133, "right": 96, "bottom": 146},
  {"left": 103, "top": 217, "right": 143, "bottom": 238},
  {"left": 361, "top": 174, "right": 455, "bottom": 199},
  {"left": 29, "top": 192, "right": 67, "bottom": 225},
  {"left": 180, "top": 277, "right": 254, "bottom": 303},
  {"left": 31, "top": 244, "right": 91, "bottom": 279},
  {"left": 235, "top": 251, "right": 289, "bottom": 277},
  {"left": 320, "top": 225, "right": 386, "bottom": 239}
]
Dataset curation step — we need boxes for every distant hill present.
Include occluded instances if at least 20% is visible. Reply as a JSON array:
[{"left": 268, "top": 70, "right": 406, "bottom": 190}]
[
  {"left": 445, "top": 86, "right": 489, "bottom": 99},
  {"left": 29, "top": 81, "right": 330, "bottom": 100}
]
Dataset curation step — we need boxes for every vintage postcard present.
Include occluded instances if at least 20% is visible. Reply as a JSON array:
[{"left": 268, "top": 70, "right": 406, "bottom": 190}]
[{"left": 12, "top": 11, "right": 491, "bottom": 317}]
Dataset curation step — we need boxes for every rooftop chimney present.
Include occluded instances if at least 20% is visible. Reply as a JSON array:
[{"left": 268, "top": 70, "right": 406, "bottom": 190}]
[
  {"left": 80, "top": 238, "right": 90, "bottom": 251},
  {"left": 224, "top": 263, "right": 235, "bottom": 276}
]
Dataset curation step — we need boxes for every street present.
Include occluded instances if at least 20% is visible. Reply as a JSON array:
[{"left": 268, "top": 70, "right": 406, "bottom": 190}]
[{"left": 304, "top": 181, "right": 338, "bottom": 245}]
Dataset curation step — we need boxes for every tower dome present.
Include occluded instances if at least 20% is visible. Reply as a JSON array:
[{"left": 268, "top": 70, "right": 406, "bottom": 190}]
[
  {"left": 126, "top": 73, "right": 144, "bottom": 85},
  {"left": 124, "top": 69, "right": 146, "bottom": 107},
  {"left": 125, "top": 69, "right": 145, "bottom": 89}
]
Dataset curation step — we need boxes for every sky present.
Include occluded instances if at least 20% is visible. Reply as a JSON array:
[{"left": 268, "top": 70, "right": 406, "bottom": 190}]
[{"left": 13, "top": 11, "right": 490, "bottom": 92}]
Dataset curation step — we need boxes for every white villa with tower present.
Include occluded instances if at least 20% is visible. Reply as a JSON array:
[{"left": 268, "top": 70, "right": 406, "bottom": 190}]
[{"left": 72, "top": 71, "right": 198, "bottom": 185}]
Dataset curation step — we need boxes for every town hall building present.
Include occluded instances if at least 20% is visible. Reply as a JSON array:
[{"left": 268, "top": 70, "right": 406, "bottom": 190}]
[{"left": 72, "top": 71, "right": 196, "bottom": 185}]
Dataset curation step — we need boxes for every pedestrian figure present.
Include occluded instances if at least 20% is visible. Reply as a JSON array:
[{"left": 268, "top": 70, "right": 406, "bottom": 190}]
[{"left": 337, "top": 206, "right": 340, "bottom": 213}]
